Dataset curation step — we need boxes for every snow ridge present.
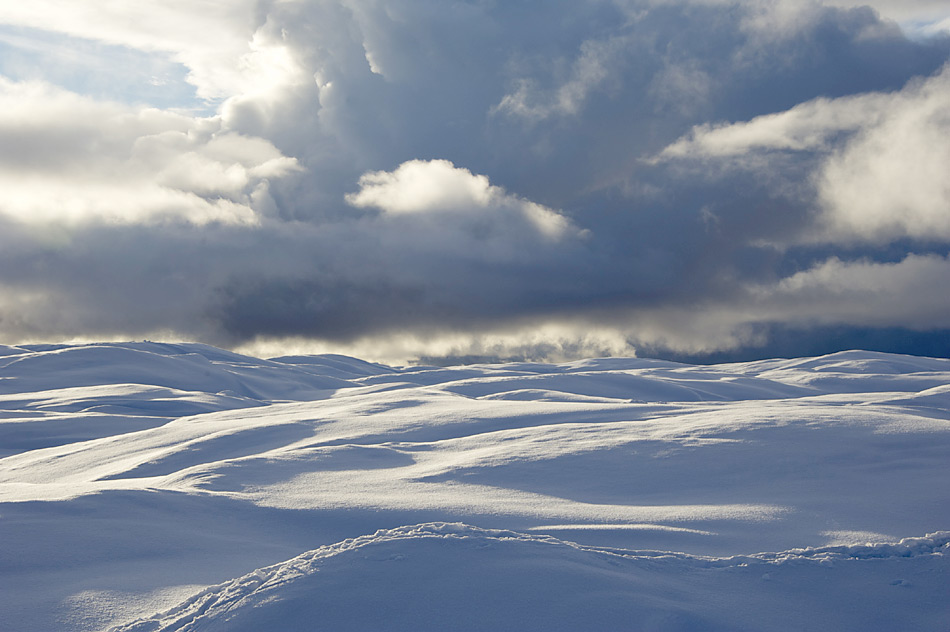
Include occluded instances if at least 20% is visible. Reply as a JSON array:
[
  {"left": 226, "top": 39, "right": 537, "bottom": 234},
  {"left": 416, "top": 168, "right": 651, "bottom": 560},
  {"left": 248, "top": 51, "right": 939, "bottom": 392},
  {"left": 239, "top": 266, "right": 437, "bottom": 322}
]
[
  {"left": 2, "top": 343, "right": 949, "bottom": 631},
  {"left": 111, "top": 525, "right": 950, "bottom": 632}
]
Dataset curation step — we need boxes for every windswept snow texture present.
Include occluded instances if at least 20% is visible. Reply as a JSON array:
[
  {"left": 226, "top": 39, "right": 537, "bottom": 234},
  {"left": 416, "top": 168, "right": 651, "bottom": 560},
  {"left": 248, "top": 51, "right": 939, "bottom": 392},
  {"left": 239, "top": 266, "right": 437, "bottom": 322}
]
[{"left": 0, "top": 343, "right": 948, "bottom": 631}]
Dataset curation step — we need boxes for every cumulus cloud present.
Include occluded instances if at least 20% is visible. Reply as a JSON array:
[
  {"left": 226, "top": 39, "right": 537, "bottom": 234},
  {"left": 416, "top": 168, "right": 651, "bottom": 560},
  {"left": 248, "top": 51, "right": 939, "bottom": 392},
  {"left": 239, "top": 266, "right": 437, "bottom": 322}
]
[
  {"left": 760, "top": 254, "right": 950, "bottom": 328},
  {"left": 346, "top": 159, "right": 578, "bottom": 242},
  {"left": 347, "top": 160, "right": 496, "bottom": 215},
  {"left": 655, "top": 62, "right": 950, "bottom": 244},
  {"left": 816, "top": 65, "right": 950, "bottom": 242},
  {"left": 0, "top": 78, "right": 300, "bottom": 225}
]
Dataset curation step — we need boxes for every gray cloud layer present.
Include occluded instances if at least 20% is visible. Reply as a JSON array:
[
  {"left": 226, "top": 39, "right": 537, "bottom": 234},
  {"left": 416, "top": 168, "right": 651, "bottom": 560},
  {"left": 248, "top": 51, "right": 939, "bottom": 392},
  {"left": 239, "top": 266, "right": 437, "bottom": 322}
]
[{"left": 0, "top": 1, "right": 949, "bottom": 363}]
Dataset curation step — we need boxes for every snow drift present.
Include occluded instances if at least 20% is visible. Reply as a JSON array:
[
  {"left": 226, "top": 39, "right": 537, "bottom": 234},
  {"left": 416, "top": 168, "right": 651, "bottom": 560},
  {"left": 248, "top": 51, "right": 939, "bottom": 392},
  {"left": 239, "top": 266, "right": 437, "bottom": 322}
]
[
  {"left": 1, "top": 343, "right": 948, "bottom": 631},
  {"left": 113, "top": 524, "right": 950, "bottom": 632}
]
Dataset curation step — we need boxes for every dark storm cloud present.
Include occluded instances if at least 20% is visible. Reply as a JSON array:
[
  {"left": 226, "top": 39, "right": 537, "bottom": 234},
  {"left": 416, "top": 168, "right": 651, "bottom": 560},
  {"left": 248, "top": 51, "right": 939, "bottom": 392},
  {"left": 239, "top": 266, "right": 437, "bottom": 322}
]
[
  {"left": 245, "top": 0, "right": 950, "bottom": 217},
  {"left": 1, "top": 1, "right": 950, "bottom": 362}
]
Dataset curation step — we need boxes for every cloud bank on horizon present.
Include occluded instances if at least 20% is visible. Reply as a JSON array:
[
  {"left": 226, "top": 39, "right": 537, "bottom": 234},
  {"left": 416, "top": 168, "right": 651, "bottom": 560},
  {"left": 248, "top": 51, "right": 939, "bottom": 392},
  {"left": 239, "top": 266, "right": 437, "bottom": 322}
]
[{"left": 0, "top": 0, "right": 948, "bottom": 363}]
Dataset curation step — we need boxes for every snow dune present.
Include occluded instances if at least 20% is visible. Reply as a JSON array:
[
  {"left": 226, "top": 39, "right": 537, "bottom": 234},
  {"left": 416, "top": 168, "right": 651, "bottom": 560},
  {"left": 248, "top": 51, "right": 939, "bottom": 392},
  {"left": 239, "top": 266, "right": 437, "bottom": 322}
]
[
  {"left": 1, "top": 343, "right": 948, "bottom": 631},
  {"left": 112, "top": 524, "right": 950, "bottom": 632}
]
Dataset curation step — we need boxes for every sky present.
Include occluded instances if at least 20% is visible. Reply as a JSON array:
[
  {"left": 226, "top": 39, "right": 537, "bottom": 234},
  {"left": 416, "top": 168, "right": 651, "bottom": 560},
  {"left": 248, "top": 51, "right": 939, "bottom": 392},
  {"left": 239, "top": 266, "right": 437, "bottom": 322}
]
[{"left": 0, "top": 0, "right": 949, "bottom": 365}]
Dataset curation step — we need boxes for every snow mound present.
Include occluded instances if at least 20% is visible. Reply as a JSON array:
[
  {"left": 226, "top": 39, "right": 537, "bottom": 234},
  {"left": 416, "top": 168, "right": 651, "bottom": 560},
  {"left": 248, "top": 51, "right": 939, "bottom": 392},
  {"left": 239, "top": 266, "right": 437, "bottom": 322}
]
[
  {"left": 764, "top": 350, "right": 950, "bottom": 375},
  {"left": 269, "top": 354, "right": 398, "bottom": 379},
  {"left": 2, "top": 343, "right": 949, "bottom": 631},
  {"left": 113, "top": 524, "right": 950, "bottom": 632},
  {"left": 0, "top": 343, "right": 350, "bottom": 400},
  {"left": 739, "top": 351, "right": 950, "bottom": 394}
]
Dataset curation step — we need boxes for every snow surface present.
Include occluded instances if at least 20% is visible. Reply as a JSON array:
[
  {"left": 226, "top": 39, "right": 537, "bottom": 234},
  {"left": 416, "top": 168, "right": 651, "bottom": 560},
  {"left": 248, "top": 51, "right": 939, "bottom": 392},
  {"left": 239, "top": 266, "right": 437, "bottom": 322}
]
[{"left": 1, "top": 343, "right": 948, "bottom": 631}]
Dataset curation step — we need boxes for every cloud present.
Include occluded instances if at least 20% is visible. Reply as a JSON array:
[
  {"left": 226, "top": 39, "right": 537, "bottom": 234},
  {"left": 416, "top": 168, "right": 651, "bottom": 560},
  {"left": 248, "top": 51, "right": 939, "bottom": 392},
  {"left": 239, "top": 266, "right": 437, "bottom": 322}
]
[
  {"left": 0, "top": 77, "right": 300, "bottom": 225},
  {"left": 0, "top": 1, "right": 949, "bottom": 363},
  {"left": 746, "top": 254, "right": 950, "bottom": 331},
  {"left": 655, "top": 62, "right": 950, "bottom": 244},
  {"left": 492, "top": 33, "right": 630, "bottom": 122},
  {"left": 655, "top": 93, "right": 885, "bottom": 160},
  {"left": 0, "top": 25, "right": 199, "bottom": 109},
  {"left": 235, "top": 324, "right": 639, "bottom": 367},
  {"left": 816, "top": 65, "right": 950, "bottom": 242},
  {"left": 0, "top": 1, "right": 262, "bottom": 100},
  {"left": 346, "top": 159, "right": 578, "bottom": 242},
  {"left": 347, "top": 160, "right": 495, "bottom": 214},
  {"left": 822, "top": 0, "right": 950, "bottom": 32}
]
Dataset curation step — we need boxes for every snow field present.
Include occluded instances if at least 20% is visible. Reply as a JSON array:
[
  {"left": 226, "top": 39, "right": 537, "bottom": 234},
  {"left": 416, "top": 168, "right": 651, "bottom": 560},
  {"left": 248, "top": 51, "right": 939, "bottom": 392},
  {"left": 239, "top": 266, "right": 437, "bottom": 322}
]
[{"left": 0, "top": 343, "right": 948, "bottom": 630}]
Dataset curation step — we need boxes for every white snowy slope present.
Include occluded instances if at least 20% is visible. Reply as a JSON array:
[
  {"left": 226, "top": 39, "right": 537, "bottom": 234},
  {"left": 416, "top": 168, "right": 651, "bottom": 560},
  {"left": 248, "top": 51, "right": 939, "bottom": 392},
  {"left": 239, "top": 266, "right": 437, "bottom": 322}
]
[
  {"left": 0, "top": 343, "right": 948, "bottom": 631},
  {"left": 111, "top": 524, "right": 950, "bottom": 632}
]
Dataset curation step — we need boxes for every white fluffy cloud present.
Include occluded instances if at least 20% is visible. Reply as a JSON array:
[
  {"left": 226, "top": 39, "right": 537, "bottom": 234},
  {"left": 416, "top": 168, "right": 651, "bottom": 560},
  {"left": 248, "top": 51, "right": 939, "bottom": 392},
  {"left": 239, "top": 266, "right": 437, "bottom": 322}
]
[
  {"left": 656, "top": 63, "right": 950, "bottom": 243},
  {"left": 656, "top": 93, "right": 887, "bottom": 160},
  {"left": 347, "top": 160, "right": 496, "bottom": 215},
  {"left": 346, "top": 159, "right": 578, "bottom": 242},
  {"left": 752, "top": 254, "right": 950, "bottom": 329},
  {"left": 0, "top": 1, "right": 262, "bottom": 100},
  {"left": 817, "top": 66, "right": 950, "bottom": 242},
  {"left": 0, "top": 78, "right": 300, "bottom": 225}
]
